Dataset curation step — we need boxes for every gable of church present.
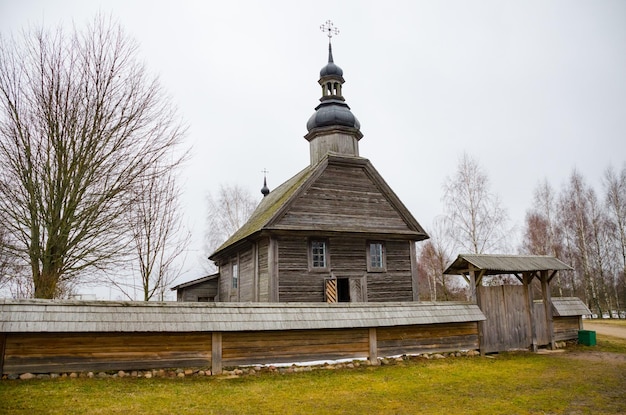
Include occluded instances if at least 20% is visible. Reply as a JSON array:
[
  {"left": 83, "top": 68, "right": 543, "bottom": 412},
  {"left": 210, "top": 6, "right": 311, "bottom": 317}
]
[{"left": 270, "top": 156, "right": 426, "bottom": 238}]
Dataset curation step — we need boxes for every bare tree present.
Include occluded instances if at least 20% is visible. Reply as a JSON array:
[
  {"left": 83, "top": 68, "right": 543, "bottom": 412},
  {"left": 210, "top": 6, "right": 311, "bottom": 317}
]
[
  {"left": 111, "top": 166, "right": 190, "bottom": 301},
  {"left": 0, "top": 16, "right": 185, "bottom": 298},
  {"left": 417, "top": 217, "right": 458, "bottom": 301},
  {"left": 603, "top": 164, "right": 626, "bottom": 317},
  {"left": 442, "top": 153, "right": 509, "bottom": 254},
  {"left": 521, "top": 179, "right": 569, "bottom": 296},
  {"left": 204, "top": 184, "right": 257, "bottom": 270},
  {"left": 559, "top": 170, "right": 603, "bottom": 316}
]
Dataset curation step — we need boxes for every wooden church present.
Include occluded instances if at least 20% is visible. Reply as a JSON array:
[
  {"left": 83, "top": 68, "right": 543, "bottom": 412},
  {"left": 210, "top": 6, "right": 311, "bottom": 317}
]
[{"left": 206, "top": 32, "right": 429, "bottom": 303}]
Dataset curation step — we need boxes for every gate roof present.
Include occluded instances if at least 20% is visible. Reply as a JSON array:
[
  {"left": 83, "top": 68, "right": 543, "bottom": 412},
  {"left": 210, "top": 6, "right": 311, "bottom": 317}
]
[{"left": 444, "top": 254, "right": 573, "bottom": 276}]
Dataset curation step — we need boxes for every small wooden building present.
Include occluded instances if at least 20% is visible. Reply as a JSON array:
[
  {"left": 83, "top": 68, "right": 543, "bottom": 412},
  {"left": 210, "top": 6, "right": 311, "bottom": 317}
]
[
  {"left": 205, "top": 43, "right": 428, "bottom": 303},
  {"left": 172, "top": 274, "right": 218, "bottom": 302}
]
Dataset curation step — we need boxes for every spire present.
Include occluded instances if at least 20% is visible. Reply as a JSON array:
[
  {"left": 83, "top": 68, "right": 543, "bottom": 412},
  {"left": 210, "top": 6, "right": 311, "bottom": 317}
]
[
  {"left": 261, "top": 169, "right": 270, "bottom": 197},
  {"left": 304, "top": 21, "right": 362, "bottom": 165}
]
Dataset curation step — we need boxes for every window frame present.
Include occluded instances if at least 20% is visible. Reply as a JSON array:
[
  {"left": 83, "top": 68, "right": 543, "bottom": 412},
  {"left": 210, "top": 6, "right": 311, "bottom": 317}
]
[
  {"left": 308, "top": 238, "right": 330, "bottom": 272},
  {"left": 367, "top": 241, "right": 386, "bottom": 272},
  {"left": 231, "top": 258, "right": 239, "bottom": 291}
]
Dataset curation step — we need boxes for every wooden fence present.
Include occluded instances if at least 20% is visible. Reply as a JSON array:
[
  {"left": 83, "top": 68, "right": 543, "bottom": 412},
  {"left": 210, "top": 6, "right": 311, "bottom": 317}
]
[{"left": 0, "top": 300, "right": 484, "bottom": 375}]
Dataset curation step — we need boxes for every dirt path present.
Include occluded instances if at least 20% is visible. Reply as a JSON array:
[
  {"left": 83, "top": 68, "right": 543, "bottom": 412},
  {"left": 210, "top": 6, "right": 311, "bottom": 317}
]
[{"left": 583, "top": 321, "right": 626, "bottom": 339}]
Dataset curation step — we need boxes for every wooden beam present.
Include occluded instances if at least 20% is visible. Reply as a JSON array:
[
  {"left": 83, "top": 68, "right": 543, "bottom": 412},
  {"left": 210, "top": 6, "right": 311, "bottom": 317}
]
[
  {"left": 268, "top": 237, "right": 279, "bottom": 302},
  {"left": 523, "top": 272, "right": 538, "bottom": 352},
  {"left": 410, "top": 242, "right": 419, "bottom": 301},
  {"left": 541, "top": 270, "right": 556, "bottom": 350},
  {"left": 513, "top": 273, "right": 523, "bottom": 284},
  {"left": 475, "top": 285, "right": 486, "bottom": 356},
  {"left": 547, "top": 270, "right": 558, "bottom": 283},
  {"left": 469, "top": 270, "right": 477, "bottom": 303},
  {"left": 368, "top": 328, "right": 379, "bottom": 365},
  {"left": 252, "top": 242, "right": 258, "bottom": 301},
  {"left": 475, "top": 269, "right": 486, "bottom": 287},
  {"left": 211, "top": 332, "right": 223, "bottom": 375},
  {"left": 461, "top": 273, "right": 470, "bottom": 285}
]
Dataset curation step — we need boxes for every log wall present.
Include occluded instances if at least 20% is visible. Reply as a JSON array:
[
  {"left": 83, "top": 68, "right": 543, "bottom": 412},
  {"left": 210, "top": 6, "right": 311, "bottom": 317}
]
[
  {"left": 2, "top": 332, "right": 213, "bottom": 374},
  {"left": 0, "top": 323, "right": 479, "bottom": 375}
]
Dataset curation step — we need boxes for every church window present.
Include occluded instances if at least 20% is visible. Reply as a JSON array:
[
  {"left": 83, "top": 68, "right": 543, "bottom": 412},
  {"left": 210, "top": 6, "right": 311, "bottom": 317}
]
[
  {"left": 232, "top": 261, "right": 239, "bottom": 289},
  {"left": 310, "top": 239, "right": 329, "bottom": 270},
  {"left": 367, "top": 242, "right": 385, "bottom": 272}
]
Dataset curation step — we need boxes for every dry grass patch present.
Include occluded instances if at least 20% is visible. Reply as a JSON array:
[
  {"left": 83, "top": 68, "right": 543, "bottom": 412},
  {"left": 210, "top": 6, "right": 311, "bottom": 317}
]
[{"left": 2, "top": 340, "right": 625, "bottom": 415}]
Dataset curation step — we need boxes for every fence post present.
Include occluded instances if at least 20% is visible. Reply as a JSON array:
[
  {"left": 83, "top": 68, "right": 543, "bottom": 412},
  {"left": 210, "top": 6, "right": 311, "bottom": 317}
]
[
  {"left": 212, "top": 332, "right": 222, "bottom": 375},
  {"left": 368, "top": 328, "right": 379, "bottom": 365},
  {"left": 0, "top": 333, "right": 6, "bottom": 375}
]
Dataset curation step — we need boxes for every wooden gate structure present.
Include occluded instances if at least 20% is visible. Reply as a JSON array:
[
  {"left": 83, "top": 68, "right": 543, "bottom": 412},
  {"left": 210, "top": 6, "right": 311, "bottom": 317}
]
[{"left": 444, "top": 254, "right": 590, "bottom": 353}]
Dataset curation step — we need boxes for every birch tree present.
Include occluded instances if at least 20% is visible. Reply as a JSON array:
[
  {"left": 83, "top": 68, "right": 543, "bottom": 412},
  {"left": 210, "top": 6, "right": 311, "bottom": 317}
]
[
  {"left": 0, "top": 16, "right": 186, "bottom": 298},
  {"left": 442, "top": 153, "right": 509, "bottom": 254},
  {"left": 204, "top": 184, "right": 257, "bottom": 270},
  {"left": 112, "top": 167, "right": 190, "bottom": 301},
  {"left": 603, "top": 164, "right": 626, "bottom": 316}
]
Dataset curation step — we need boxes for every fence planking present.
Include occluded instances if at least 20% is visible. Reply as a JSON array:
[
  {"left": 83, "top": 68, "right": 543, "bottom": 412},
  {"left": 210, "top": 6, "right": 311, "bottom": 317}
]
[{"left": 0, "top": 300, "right": 485, "bottom": 375}]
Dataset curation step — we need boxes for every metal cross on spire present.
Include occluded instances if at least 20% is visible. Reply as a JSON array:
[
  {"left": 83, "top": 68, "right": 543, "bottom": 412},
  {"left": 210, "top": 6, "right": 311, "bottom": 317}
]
[{"left": 320, "top": 20, "right": 339, "bottom": 43}]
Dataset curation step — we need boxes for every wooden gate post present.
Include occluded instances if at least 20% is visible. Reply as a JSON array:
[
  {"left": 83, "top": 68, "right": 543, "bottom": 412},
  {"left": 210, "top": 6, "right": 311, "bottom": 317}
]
[
  {"left": 540, "top": 270, "right": 556, "bottom": 350},
  {"left": 523, "top": 273, "right": 538, "bottom": 352}
]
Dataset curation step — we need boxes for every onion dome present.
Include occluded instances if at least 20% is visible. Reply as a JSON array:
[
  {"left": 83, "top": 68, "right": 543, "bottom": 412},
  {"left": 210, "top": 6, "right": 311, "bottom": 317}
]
[
  {"left": 261, "top": 175, "right": 270, "bottom": 197},
  {"left": 305, "top": 43, "right": 362, "bottom": 137}
]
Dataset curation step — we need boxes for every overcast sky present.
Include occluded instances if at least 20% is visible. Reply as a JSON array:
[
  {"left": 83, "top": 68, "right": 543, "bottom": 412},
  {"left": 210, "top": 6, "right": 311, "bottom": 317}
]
[{"left": 1, "top": 0, "right": 625, "bottom": 297}]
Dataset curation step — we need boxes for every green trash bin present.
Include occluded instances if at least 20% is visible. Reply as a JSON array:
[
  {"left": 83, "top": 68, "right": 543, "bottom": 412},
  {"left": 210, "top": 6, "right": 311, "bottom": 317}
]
[{"left": 578, "top": 330, "right": 596, "bottom": 346}]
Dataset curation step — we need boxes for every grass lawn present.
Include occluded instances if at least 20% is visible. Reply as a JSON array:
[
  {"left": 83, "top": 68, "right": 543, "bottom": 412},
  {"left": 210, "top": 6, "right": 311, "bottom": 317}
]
[{"left": 1, "top": 336, "right": 625, "bottom": 415}]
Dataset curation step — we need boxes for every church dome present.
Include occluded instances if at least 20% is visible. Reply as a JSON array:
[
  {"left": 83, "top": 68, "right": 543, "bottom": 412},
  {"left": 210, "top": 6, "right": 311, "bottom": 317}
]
[
  {"left": 320, "top": 61, "right": 343, "bottom": 77},
  {"left": 306, "top": 100, "right": 360, "bottom": 131}
]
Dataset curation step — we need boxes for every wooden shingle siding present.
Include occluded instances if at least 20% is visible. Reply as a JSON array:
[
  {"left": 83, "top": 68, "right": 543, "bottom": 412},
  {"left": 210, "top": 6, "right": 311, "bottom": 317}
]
[
  {"left": 2, "top": 332, "right": 212, "bottom": 374},
  {"left": 275, "top": 164, "right": 412, "bottom": 233},
  {"left": 222, "top": 329, "right": 369, "bottom": 366},
  {"left": 377, "top": 323, "right": 479, "bottom": 356}
]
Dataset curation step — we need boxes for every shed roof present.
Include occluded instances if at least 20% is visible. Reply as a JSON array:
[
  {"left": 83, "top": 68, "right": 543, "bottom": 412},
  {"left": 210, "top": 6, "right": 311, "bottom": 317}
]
[
  {"left": 0, "top": 300, "right": 484, "bottom": 333},
  {"left": 444, "top": 254, "right": 573, "bottom": 276},
  {"left": 171, "top": 273, "right": 219, "bottom": 291},
  {"left": 551, "top": 297, "right": 592, "bottom": 317}
]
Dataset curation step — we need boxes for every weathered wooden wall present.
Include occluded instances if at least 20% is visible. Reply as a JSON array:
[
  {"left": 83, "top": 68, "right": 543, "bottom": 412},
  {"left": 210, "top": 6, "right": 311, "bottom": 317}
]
[
  {"left": 2, "top": 332, "right": 213, "bottom": 374},
  {"left": 277, "top": 236, "right": 414, "bottom": 302},
  {"left": 478, "top": 285, "right": 531, "bottom": 353},
  {"left": 177, "top": 280, "right": 218, "bottom": 302},
  {"left": 275, "top": 163, "right": 412, "bottom": 234},
  {"left": 0, "top": 300, "right": 485, "bottom": 375},
  {"left": 222, "top": 328, "right": 370, "bottom": 366},
  {"left": 239, "top": 248, "right": 255, "bottom": 302},
  {"left": 0, "top": 323, "right": 481, "bottom": 375},
  {"left": 479, "top": 286, "right": 585, "bottom": 353},
  {"left": 257, "top": 238, "right": 270, "bottom": 302},
  {"left": 377, "top": 322, "right": 479, "bottom": 356}
]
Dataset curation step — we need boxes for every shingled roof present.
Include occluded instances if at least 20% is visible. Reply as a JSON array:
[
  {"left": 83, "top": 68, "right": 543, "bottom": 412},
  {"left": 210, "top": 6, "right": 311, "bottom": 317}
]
[{"left": 444, "top": 254, "right": 573, "bottom": 276}]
